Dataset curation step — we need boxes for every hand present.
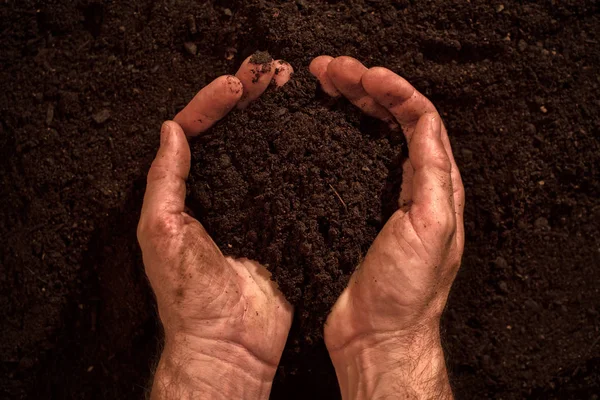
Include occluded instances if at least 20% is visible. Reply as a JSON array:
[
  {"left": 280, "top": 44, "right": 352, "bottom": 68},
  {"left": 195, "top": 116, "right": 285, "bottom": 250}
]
[
  {"left": 137, "top": 55, "right": 294, "bottom": 400},
  {"left": 310, "top": 56, "right": 465, "bottom": 399}
]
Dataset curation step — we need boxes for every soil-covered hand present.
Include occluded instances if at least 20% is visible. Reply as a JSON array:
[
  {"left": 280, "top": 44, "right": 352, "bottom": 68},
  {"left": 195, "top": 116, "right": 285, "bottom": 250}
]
[
  {"left": 310, "top": 56, "right": 465, "bottom": 399},
  {"left": 138, "top": 55, "right": 293, "bottom": 400}
]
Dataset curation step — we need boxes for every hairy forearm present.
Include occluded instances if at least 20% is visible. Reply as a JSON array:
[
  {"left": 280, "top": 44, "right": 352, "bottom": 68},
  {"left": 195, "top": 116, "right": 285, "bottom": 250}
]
[
  {"left": 151, "top": 334, "right": 275, "bottom": 400},
  {"left": 329, "top": 328, "right": 452, "bottom": 400}
]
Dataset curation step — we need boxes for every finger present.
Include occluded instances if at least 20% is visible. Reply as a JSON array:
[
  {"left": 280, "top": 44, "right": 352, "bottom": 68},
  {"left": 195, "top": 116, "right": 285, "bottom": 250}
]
[
  {"left": 409, "top": 114, "right": 456, "bottom": 243},
  {"left": 309, "top": 55, "right": 341, "bottom": 97},
  {"left": 272, "top": 60, "right": 294, "bottom": 87},
  {"left": 236, "top": 53, "right": 276, "bottom": 109},
  {"left": 174, "top": 75, "right": 243, "bottom": 137},
  {"left": 440, "top": 125, "right": 465, "bottom": 247},
  {"left": 361, "top": 67, "right": 464, "bottom": 231},
  {"left": 326, "top": 56, "right": 396, "bottom": 124},
  {"left": 361, "top": 67, "right": 436, "bottom": 135},
  {"left": 140, "top": 121, "right": 190, "bottom": 230}
]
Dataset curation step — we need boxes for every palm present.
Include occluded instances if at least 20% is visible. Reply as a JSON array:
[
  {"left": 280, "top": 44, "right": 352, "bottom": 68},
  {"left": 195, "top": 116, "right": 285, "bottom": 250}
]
[
  {"left": 183, "top": 222, "right": 292, "bottom": 366},
  {"left": 142, "top": 170, "right": 292, "bottom": 369},
  {"left": 325, "top": 207, "right": 454, "bottom": 350}
]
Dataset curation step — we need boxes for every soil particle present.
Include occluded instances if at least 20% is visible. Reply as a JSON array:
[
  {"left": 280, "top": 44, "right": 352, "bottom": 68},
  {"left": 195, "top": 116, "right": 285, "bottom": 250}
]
[
  {"left": 186, "top": 15, "right": 197, "bottom": 34},
  {"left": 184, "top": 42, "right": 197, "bottom": 56},
  {"left": 518, "top": 39, "right": 528, "bottom": 52},
  {"left": 534, "top": 217, "right": 550, "bottom": 230},
  {"left": 92, "top": 109, "right": 111, "bottom": 124}
]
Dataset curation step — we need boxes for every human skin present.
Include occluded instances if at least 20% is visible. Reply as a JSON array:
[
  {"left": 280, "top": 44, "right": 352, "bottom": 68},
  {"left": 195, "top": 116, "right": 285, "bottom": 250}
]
[
  {"left": 138, "top": 52, "right": 464, "bottom": 399},
  {"left": 137, "top": 56, "right": 294, "bottom": 400},
  {"left": 310, "top": 56, "right": 465, "bottom": 399}
]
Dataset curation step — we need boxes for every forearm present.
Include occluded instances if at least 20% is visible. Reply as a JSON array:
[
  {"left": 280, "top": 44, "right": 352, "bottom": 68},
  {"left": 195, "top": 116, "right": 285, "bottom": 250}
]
[
  {"left": 151, "top": 334, "right": 275, "bottom": 400},
  {"left": 329, "top": 328, "right": 452, "bottom": 400}
]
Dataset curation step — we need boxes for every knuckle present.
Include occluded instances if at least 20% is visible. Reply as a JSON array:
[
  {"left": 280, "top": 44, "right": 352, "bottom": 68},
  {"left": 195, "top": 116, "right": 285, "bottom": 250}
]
[
  {"left": 411, "top": 206, "right": 455, "bottom": 239},
  {"left": 434, "top": 151, "right": 452, "bottom": 173},
  {"left": 455, "top": 174, "right": 466, "bottom": 203},
  {"left": 441, "top": 210, "right": 457, "bottom": 237},
  {"left": 147, "top": 163, "right": 169, "bottom": 184},
  {"left": 152, "top": 213, "right": 181, "bottom": 237},
  {"left": 136, "top": 218, "right": 147, "bottom": 243},
  {"left": 138, "top": 213, "right": 181, "bottom": 246},
  {"left": 221, "top": 74, "right": 243, "bottom": 93}
]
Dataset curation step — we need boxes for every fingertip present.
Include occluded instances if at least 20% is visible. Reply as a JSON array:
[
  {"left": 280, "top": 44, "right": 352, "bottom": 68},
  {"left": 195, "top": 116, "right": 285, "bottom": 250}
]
[
  {"left": 362, "top": 67, "right": 414, "bottom": 104},
  {"left": 362, "top": 67, "right": 436, "bottom": 129},
  {"left": 309, "top": 55, "right": 333, "bottom": 75},
  {"left": 220, "top": 74, "right": 244, "bottom": 101},
  {"left": 160, "top": 120, "right": 175, "bottom": 144},
  {"left": 158, "top": 120, "right": 190, "bottom": 163},
  {"left": 309, "top": 55, "right": 340, "bottom": 97},
  {"left": 273, "top": 60, "right": 294, "bottom": 87},
  {"left": 174, "top": 75, "right": 243, "bottom": 136},
  {"left": 327, "top": 56, "right": 366, "bottom": 79},
  {"left": 325, "top": 56, "right": 394, "bottom": 122},
  {"left": 326, "top": 56, "right": 368, "bottom": 98},
  {"left": 160, "top": 120, "right": 184, "bottom": 147},
  {"left": 236, "top": 53, "right": 277, "bottom": 109}
]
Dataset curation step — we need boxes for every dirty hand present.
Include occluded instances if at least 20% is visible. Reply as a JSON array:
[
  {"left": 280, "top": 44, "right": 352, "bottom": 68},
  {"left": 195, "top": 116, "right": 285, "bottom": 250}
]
[
  {"left": 311, "top": 56, "right": 465, "bottom": 399},
  {"left": 137, "top": 56, "right": 293, "bottom": 400}
]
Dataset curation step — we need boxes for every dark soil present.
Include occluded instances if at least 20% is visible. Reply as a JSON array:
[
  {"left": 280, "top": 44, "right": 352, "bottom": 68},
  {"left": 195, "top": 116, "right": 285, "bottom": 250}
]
[
  {"left": 1, "top": 1, "right": 599, "bottom": 399},
  {"left": 187, "top": 67, "right": 403, "bottom": 391}
]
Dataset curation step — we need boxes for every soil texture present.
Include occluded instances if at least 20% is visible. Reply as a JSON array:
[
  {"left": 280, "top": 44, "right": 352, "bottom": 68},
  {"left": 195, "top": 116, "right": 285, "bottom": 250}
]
[{"left": 1, "top": 0, "right": 599, "bottom": 399}]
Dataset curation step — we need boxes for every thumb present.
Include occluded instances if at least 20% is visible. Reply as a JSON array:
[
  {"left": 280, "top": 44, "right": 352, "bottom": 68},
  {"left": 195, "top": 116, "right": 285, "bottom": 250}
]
[{"left": 139, "top": 121, "right": 190, "bottom": 237}]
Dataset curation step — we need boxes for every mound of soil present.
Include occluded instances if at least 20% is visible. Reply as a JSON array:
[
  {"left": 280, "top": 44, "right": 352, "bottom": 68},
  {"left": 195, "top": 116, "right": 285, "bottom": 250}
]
[
  {"left": 1, "top": 1, "right": 599, "bottom": 399},
  {"left": 188, "top": 66, "right": 402, "bottom": 335}
]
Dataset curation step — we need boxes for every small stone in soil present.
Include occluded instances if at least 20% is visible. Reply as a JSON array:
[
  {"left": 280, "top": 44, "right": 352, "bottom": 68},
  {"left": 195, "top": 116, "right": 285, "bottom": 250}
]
[
  {"left": 524, "top": 123, "right": 537, "bottom": 134},
  {"left": 534, "top": 217, "right": 550, "bottom": 230},
  {"left": 92, "top": 109, "right": 111, "bottom": 124},
  {"left": 518, "top": 39, "right": 528, "bottom": 52},
  {"left": 493, "top": 256, "right": 509, "bottom": 270},
  {"left": 461, "top": 148, "right": 473, "bottom": 161},
  {"left": 186, "top": 15, "right": 197, "bottom": 34},
  {"left": 184, "top": 42, "right": 197, "bottom": 56},
  {"left": 497, "top": 281, "right": 509, "bottom": 293},
  {"left": 46, "top": 103, "right": 55, "bottom": 125},
  {"left": 524, "top": 299, "right": 541, "bottom": 312}
]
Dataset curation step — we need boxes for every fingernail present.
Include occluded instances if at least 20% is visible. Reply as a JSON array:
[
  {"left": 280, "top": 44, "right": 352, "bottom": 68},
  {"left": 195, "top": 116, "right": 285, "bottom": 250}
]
[{"left": 160, "top": 121, "right": 173, "bottom": 146}]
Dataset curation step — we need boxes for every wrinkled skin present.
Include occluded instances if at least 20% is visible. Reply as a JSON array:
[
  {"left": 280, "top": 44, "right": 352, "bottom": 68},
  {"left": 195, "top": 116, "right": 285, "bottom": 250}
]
[
  {"left": 310, "top": 55, "right": 464, "bottom": 399},
  {"left": 138, "top": 53, "right": 464, "bottom": 399},
  {"left": 138, "top": 56, "right": 295, "bottom": 399}
]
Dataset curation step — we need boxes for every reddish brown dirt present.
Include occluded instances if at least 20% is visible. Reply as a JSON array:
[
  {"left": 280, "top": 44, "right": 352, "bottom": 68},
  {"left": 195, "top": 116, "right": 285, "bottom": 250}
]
[{"left": 1, "top": 1, "right": 599, "bottom": 399}]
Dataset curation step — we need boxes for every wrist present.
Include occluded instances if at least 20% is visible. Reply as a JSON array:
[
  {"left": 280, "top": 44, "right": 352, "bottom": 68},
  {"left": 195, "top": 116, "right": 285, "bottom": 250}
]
[
  {"left": 327, "top": 325, "right": 452, "bottom": 400},
  {"left": 151, "top": 332, "right": 275, "bottom": 400}
]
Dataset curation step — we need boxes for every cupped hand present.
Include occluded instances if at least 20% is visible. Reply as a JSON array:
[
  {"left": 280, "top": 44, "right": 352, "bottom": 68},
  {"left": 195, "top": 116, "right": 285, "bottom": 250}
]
[
  {"left": 137, "top": 55, "right": 294, "bottom": 400},
  {"left": 310, "top": 56, "right": 465, "bottom": 399}
]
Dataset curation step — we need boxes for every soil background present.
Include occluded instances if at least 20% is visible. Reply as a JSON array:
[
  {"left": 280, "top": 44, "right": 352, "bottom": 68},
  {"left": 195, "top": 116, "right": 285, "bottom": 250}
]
[{"left": 1, "top": 0, "right": 599, "bottom": 399}]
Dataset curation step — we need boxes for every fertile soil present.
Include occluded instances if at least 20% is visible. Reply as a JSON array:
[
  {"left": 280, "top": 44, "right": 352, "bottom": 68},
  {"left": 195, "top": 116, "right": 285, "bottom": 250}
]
[
  {"left": 188, "top": 66, "right": 402, "bottom": 343},
  {"left": 1, "top": 1, "right": 599, "bottom": 399}
]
